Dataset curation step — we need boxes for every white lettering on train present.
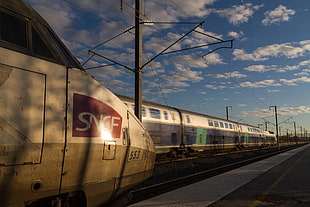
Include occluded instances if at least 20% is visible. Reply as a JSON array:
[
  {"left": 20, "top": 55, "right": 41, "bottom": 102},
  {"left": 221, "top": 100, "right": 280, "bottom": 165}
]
[{"left": 76, "top": 112, "right": 121, "bottom": 135}]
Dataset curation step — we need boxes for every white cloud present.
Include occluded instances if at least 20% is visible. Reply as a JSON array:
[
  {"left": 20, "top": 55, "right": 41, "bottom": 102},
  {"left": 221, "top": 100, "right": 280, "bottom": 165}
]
[
  {"left": 227, "top": 31, "right": 244, "bottom": 39},
  {"left": 239, "top": 79, "right": 281, "bottom": 88},
  {"left": 244, "top": 64, "right": 299, "bottom": 73},
  {"left": 144, "top": 88, "right": 186, "bottom": 94},
  {"left": 204, "top": 84, "right": 228, "bottom": 90},
  {"left": 267, "top": 89, "right": 282, "bottom": 93},
  {"left": 28, "top": 0, "right": 74, "bottom": 36},
  {"left": 144, "top": 0, "right": 215, "bottom": 23},
  {"left": 234, "top": 41, "right": 310, "bottom": 61},
  {"left": 171, "top": 64, "right": 204, "bottom": 82},
  {"left": 262, "top": 5, "right": 296, "bottom": 26},
  {"left": 151, "top": 65, "right": 203, "bottom": 92},
  {"left": 202, "top": 53, "right": 224, "bottom": 64},
  {"left": 244, "top": 65, "right": 275, "bottom": 73},
  {"left": 280, "top": 76, "right": 310, "bottom": 86},
  {"left": 143, "top": 68, "right": 165, "bottom": 78},
  {"left": 210, "top": 71, "right": 247, "bottom": 79},
  {"left": 241, "top": 106, "right": 310, "bottom": 118},
  {"left": 170, "top": 55, "right": 209, "bottom": 68},
  {"left": 294, "top": 69, "right": 310, "bottom": 76},
  {"left": 194, "top": 28, "right": 224, "bottom": 43},
  {"left": 215, "top": 3, "right": 264, "bottom": 25}
]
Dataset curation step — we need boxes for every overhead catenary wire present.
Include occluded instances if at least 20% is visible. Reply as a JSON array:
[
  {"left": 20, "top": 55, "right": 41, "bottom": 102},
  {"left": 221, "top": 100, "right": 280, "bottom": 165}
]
[
  {"left": 141, "top": 1, "right": 299, "bottom": 129},
  {"left": 66, "top": 1, "right": 281, "bottom": 127}
]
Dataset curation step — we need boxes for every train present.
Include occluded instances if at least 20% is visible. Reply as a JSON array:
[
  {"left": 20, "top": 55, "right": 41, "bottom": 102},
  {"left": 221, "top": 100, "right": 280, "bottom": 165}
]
[
  {"left": 0, "top": 1, "right": 155, "bottom": 207},
  {"left": 118, "top": 95, "right": 277, "bottom": 157}
]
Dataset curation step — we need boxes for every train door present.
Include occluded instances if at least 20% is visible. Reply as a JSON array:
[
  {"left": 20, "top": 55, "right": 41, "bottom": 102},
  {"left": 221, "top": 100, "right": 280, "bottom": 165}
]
[
  {"left": 243, "top": 133, "right": 249, "bottom": 144},
  {"left": 196, "top": 128, "right": 207, "bottom": 145},
  {"left": 0, "top": 63, "right": 45, "bottom": 166}
]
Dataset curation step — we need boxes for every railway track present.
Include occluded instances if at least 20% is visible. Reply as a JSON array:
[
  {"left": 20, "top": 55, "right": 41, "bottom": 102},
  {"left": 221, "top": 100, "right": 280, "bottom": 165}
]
[{"left": 128, "top": 144, "right": 304, "bottom": 205}]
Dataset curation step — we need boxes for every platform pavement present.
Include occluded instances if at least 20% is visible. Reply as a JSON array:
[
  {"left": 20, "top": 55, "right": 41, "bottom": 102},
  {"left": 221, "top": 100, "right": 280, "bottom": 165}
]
[{"left": 128, "top": 144, "right": 310, "bottom": 207}]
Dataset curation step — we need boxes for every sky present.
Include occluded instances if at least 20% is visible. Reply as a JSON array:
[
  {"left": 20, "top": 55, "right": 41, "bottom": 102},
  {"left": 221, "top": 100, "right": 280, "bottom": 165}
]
[{"left": 26, "top": 0, "right": 310, "bottom": 136}]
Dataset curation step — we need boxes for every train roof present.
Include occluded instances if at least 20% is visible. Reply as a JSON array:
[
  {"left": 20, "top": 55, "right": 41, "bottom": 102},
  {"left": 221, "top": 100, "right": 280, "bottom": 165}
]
[{"left": 0, "top": 0, "right": 82, "bottom": 69}]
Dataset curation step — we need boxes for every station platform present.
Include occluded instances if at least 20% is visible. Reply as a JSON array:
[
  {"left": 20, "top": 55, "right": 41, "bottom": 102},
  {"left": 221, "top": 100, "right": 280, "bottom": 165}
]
[{"left": 129, "top": 144, "right": 310, "bottom": 207}]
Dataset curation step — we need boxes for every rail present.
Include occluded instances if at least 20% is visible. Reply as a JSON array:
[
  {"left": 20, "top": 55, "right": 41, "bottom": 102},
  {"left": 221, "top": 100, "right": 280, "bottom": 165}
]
[{"left": 129, "top": 144, "right": 304, "bottom": 205}]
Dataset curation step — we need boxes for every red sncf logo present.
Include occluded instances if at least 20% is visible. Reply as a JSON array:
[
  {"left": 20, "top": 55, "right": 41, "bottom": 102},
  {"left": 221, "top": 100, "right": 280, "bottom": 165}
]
[{"left": 72, "top": 93, "right": 122, "bottom": 138}]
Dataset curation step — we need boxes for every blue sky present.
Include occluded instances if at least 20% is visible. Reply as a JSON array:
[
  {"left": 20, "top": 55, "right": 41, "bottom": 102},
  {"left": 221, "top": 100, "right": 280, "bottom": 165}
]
[{"left": 26, "top": 0, "right": 310, "bottom": 135}]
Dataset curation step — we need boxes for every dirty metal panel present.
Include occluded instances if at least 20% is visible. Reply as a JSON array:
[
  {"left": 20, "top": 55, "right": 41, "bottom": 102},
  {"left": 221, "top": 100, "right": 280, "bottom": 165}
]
[{"left": 0, "top": 64, "right": 45, "bottom": 165}]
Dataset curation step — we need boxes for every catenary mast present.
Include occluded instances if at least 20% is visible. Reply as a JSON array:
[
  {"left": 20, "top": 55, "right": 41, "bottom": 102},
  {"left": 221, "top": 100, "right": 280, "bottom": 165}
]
[{"left": 135, "top": 0, "right": 143, "bottom": 121}]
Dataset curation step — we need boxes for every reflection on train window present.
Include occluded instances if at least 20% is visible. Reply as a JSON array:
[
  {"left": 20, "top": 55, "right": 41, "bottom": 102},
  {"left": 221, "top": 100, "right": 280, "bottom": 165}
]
[
  {"left": 0, "top": 11, "right": 27, "bottom": 48},
  {"left": 142, "top": 107, "right": 146, "bottom": 117},
  {"left": 185, "top": 115, "right": 190, "bottom": 123},
  {"left": 131, "top": 105, "right": 146, "bottom": 117},
  {"left": 45, "top": 26, "right": 81, "bottom": 69},
  {"left": 163, "top": 111, "right": 168, "bottom": 120},
  {"left": 150, "top": 108, "right": 160, "bottom": 119},
  {"left": 208, "top": 120, "right": 213, "bottom": 126},
  {"left": 224, "top": 123, "right": 229, "bottom": 128},
  {"left": 32, "top": 28, "right": 53, "bottom": 59},
  {"left": 220, "top": 122, "right": 224, "bottom": 128},
  {"left": 214, "top": 121, "right": 219, "bottom": 127},
  {"left": 229, "top": 124, "right": 233, "bottom": 129}
]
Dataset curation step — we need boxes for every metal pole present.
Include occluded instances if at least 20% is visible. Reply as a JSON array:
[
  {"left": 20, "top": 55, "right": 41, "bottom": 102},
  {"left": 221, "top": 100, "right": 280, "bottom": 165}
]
[
  {"left": 135, "top": 0, "right": 143, "bottom": 121},
  {"left": 270, "top": 106, "right": 279, "bottom": 149},
  {"left": 294, "top": 121, "right": 297, "bottom": 144},
  {"left": 226, "top": 106, "right": 232, "bottom": 120}
]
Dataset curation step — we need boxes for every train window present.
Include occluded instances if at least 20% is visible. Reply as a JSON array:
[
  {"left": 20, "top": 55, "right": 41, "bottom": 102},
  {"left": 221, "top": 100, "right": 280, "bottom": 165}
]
[
  {"left": 0, "top": 11, "right": 27, "bottom": 48},
  {"left": 208, "top": 120, "right": 213, "bottom": 126},
  {"left": 214, "top": 121, "right": 219, "bottom": 127},
  {"left": 220, "top": 122, "right": 224, "bottom": 128},
  {"left": 142, "top": 107, "right": 146, "bottom": 117},
  {"left": 224, "top": 123, "right": 229, "bottom": 128},
  {"left": 171, "top": 133, "right": 177, "bottom": 144},
  {"left": 131, "top": 105, "right": 146, "bottom": 117},
  {"left": 185, "top": 115, "right": 190, "bottom": 123},
  {"left": 151, "top": 135, "right": 162, "bottom": 144},
  {"left": 45, "top": 26, "right": 81, "bottom": 69},
  {"left": 150, "top": 108, "right": 160, "bottom": 119},
  {"left": 229, "top": 124, "right": 233, "bottom": 129},
  {"left": 163, "top": 111, "right": 168, "bottom": 120},
  {"left": 32, "top": 28, "right": 53, "bottom": 59}
]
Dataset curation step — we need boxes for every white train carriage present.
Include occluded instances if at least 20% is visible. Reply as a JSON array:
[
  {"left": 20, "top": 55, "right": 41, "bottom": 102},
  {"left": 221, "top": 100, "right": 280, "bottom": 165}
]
[
  {"left": 0, "top": 1, "right": 155, "bottom": 206},
  {"left": 118, "top": 95, "right": 276, "bottom": 156}
]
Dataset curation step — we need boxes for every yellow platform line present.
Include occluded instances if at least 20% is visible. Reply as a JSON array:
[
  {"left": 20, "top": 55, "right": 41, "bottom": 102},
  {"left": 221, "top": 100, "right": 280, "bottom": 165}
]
[{"left": 249, "top": 153, "right": 304, "bottom": 207}]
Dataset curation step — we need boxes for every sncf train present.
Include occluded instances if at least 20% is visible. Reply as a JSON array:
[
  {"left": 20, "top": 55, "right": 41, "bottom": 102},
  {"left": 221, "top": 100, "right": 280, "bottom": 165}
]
[
  {"left": 119, "top": 95, "right": 277, "bottom": 157},
  {"left": 0, "top": 1, "right": 155, "bottom": 207}
]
